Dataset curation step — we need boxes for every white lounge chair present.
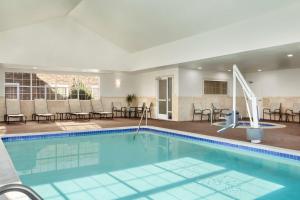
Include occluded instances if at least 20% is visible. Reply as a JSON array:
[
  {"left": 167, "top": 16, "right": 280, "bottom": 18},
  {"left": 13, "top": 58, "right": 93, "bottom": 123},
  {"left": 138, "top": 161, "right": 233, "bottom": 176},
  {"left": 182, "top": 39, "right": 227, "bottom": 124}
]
[
  {"left": 68, "top": 99, "right": 90, "bottom": 120},
  {"left": 4, "top": 99, "right": 26, "bottom": 124},
  {"left": 33, "top": 99, "right": 55, "bottom": 123},
  {"left": 91, "top": 100, "right": 113, "bottom": 119}
]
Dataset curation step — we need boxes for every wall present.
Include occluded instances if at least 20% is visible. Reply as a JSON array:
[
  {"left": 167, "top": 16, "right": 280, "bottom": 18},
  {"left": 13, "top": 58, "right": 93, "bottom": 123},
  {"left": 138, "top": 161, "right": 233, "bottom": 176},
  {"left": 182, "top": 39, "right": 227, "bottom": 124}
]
[
  {"left": 100, "top": 72, "right": 135, "bottom": 97},
  {"left": 245, "top": 68, "right": 300, "bottom": 120},
  {"left": 246, "top": 68, "right": 300, "bottom": 97},
  {"left": 133, "top": 66, "right": 179, "bottom": 120},
  {"left": 178, "top": 68, "right": 239, "bottom": 121},
  {"left": 1, "top": 66, "right": 300, "bottom": 122}
]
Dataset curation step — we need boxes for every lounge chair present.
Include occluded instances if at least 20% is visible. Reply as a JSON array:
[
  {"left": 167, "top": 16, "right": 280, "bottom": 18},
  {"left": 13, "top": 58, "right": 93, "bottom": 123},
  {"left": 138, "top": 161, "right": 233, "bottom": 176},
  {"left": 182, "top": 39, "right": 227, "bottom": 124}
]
[
  {"left": 286, "top": 103, "right": 300, "bottom": 123},
  {"left": 112, "top": 102, "right": 126, "bottom": 117},
  {"left": 4, "top": 99, "right": 26, "bottom": 124},
  {"left": 192, "top": 103, "right": 211, "bottom": 121},
  {"left": 263, "top": 103, "right": 281, "bottom": 121},
  {"left": 32, "top": 99, "right": 55, "bottom": 123},
  {"left": 91, "top": 100, "right": 113, "bottom": 119},
  {"left": 68, "top": 99, "right": 90, "bottom": 120}
]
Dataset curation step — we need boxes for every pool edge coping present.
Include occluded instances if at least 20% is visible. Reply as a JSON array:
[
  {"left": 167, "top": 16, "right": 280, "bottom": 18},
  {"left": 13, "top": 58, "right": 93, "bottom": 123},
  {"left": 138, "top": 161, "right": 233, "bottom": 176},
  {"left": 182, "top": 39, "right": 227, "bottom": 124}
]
[{"left": 2, "top": 125, "right": 300, "bottom": 158}]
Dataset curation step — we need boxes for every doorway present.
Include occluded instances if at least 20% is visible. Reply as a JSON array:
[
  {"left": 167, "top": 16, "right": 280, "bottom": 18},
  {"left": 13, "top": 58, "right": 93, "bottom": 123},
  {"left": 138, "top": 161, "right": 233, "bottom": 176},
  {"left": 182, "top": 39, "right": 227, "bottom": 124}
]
[{"left": 157, "top": 77, "right": 173, "bottom": 120}]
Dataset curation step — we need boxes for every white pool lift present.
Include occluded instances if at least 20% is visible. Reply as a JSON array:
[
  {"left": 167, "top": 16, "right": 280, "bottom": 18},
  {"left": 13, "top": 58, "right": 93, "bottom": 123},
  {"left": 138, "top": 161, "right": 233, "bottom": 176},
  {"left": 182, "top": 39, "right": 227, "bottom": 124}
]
[{"left": 218, "top": 65, "right": 263, "bottom": 143}]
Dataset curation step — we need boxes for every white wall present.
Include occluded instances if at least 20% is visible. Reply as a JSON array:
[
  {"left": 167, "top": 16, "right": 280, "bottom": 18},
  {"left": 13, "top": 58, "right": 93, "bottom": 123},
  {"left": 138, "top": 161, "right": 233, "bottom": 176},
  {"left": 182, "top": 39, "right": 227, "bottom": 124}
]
[
  {"left": 0, "top": 67, "right": 5, "bottom": 97},
  {"left": 134, "top": 67, "right": 179, "bottom": 97},
  {"left": 100, "top": 72, "right": 135, "bottom": 97},
  {"left": 178, "top": 68, "right": 233, "bottom": 97},
  {"left": 246, "top": 68, "right": 300, "bottom": 97}
]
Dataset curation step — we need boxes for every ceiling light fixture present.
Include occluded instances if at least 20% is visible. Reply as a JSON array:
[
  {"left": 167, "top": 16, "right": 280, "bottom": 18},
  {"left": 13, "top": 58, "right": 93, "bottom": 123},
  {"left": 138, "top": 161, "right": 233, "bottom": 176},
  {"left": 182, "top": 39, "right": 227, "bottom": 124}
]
[
  {"left": 32, "top": 67, "right": 38, "bottom": 70},
  {"left": 197, "top": 66, "right": 203, "bottom": 70},
  {"left": 287, "top": 54, "right": 294, "bottom": 57},
  {"left": 257, "top": 69, "right": 262, "bottom": 72},
  {"left": 227, "top": 69, "right": 232, "bottom": 72}
]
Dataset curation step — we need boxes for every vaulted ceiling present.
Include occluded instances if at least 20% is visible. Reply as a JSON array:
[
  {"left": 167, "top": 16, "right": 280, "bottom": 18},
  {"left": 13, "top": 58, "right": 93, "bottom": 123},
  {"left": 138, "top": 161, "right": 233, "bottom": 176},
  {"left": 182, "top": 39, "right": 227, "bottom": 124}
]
[
  {"left": 0, "top": 0, "right": 300, "bottom": 72},
  {"left": 69, "top": 0, "right": 297, "bottom": 52}
]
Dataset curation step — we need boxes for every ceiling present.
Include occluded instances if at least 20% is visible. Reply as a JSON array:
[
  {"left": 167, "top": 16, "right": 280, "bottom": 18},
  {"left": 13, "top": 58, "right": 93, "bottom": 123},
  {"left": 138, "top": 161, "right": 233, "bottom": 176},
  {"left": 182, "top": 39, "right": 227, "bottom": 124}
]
[
  {"left": 70, "top": 0, "right": 297, "bottom": 52},
  {"left": 0, "top": 0, "right": 298, "bottom": 52},
  {"left": 179, "top": 42, "right": 300, "bottom": 73},
  {"left": 0, "top": 0, "right": 81, "bottom": 31},
  {"left": 0, "top": 0, "right": 300, "bottom": 72}
]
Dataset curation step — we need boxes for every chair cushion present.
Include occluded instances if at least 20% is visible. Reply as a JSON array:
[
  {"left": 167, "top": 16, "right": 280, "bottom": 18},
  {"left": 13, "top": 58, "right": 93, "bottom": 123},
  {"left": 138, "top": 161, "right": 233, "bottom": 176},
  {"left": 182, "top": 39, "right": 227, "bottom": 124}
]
[
  {"left": 8, "top": 114, "right": 24, "bottom": 117},
  {"left": 34, "top": 99, "right": 49, "bottom": 114},
  {"left": 36, "top": 113, "right": 54, "bottom": 116},
  {"left": 68, "top": 99, "right": 82, "bottom": 113},
  {"left": 6, "top": 99, "right": 21, "bottom": 115},
  {"left": 91, "top": 100, "right": 104, "bottom": 112},
  {"left": 73, "top": 112, "right": 89, "bottom": 115}
]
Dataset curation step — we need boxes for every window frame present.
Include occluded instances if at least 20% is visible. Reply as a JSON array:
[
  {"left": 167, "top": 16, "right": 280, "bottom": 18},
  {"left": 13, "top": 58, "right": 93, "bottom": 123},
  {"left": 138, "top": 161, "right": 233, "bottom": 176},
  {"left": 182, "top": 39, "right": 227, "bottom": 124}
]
[
  {"left": 4, "top": 83, "right": 20, "bottom": 100},
  {"left": 4, "top": 72, "right": 100, "bottom": 100}
]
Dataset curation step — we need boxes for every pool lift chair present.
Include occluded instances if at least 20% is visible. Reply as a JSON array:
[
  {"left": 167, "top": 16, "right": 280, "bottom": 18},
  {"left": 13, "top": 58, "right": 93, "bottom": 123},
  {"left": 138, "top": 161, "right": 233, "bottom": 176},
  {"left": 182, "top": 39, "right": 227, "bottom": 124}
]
[{"left": 217, "top": 65, "right": 263, "bottom": 144}]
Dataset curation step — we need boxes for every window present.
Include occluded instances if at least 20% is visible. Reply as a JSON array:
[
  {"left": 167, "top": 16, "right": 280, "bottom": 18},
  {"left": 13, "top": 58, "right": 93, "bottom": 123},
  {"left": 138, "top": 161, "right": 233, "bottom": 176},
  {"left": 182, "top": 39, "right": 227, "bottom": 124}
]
[
  {"left": 4, "top": 72, "right": 100, "bottom": 100},
  {"left": 5, "top": 72, "right": 31, "bottom": 100},
  {"left": 56, "top": 86, "right": 68, "bottom": 100},
  {"left": 46, "top": 86, "right": 56, "bottom": 100},
  {"left": 91, "top": 86, "right": 100, "bottom": 99},
  {"left": 204, "top": 80, "right": 228, "bottom": 95},
  {"left": 5, "top": 83, "right": 19, "bottom": 99}
]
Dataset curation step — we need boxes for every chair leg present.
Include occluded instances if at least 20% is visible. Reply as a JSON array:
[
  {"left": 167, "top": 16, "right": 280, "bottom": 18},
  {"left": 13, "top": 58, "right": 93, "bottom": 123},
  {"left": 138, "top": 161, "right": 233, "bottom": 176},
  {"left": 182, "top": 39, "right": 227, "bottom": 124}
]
[{"left": 192, "top": 113, "right": 195, "bottom": 121}]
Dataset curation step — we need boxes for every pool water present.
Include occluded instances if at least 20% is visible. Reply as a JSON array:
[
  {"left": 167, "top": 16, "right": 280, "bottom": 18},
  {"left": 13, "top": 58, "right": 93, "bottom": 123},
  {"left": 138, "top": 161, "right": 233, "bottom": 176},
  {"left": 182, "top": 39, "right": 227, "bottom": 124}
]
[{"left": 4, "top": 131, "right": 300, "bottom": 200}]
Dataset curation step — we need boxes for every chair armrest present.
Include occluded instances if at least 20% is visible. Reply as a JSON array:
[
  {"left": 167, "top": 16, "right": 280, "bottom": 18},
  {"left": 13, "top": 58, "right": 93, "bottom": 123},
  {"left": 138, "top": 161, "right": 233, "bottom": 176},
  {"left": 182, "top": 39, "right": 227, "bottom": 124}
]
[
  {"left": 285, "top": 109, "right": 294, "bottom": 114},
  {"left": 220, "top": 108, "right": 229, "bottom": 112},
  {"left": 273, "top": 108, "right": 281, "bottom": 113},
  {"left": 213, "top": 108, "right": 221, "bottom": 112},
  {"left": 263, "top": 108, "right": 271, "bottom": 112}
]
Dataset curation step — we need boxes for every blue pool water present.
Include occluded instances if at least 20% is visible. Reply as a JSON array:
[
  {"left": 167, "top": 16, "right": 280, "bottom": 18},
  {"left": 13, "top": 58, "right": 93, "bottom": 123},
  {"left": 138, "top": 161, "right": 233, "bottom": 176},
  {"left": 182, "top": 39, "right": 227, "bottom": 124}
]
[{"left": 3, "top": 129, "right": 300, "bottom": 200}]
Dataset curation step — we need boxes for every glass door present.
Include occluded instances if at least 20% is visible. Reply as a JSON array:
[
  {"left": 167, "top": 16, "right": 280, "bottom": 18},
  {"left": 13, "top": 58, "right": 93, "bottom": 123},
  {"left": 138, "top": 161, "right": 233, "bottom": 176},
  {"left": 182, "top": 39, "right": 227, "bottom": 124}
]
[{"left": 157, "top": 77, "right": 172, "bottom": 120}]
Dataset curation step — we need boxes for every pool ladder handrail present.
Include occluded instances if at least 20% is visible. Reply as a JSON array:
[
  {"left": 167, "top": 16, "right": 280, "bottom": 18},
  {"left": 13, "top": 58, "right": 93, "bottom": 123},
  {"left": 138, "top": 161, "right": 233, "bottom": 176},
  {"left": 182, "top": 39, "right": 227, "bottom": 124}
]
[
  {"left": 135, "top": 106, "right": 148, "bottom": 136},
  {"left": 0, "top": 183, "right": 43, "bottom": 200}
]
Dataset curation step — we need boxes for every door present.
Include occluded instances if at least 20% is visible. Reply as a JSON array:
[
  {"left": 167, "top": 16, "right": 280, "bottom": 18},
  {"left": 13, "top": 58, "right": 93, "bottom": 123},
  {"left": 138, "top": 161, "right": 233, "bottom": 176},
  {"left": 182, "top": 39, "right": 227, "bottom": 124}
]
[{"left": 157, "top": 77, "right": 173, "bottom": 120}]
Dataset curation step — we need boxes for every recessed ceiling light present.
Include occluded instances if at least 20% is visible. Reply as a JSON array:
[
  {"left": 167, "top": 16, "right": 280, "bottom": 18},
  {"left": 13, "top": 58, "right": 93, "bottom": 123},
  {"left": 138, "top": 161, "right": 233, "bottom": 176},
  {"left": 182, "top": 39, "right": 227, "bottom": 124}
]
[
  {"left": 257, "top": 69, "right": 262, "bottom": 72},
  {"left": 287, "top": 54, "right": 294, "bottom": 57},
  {"left": 32, "top": 67, "right": 38, "bottom": 70},
  {"left": 227, "top": 69, "right": 232, "bottom": 72},
  {"left": 197, "top": 66, "right": 203, "bottom": 70}
]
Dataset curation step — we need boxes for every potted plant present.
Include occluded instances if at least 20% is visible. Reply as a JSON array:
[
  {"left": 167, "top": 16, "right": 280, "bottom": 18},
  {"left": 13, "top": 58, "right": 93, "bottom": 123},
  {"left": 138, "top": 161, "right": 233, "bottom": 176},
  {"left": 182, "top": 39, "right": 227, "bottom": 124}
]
[{"left": 126, "top": 94, "right": 136, "bottom": 106}]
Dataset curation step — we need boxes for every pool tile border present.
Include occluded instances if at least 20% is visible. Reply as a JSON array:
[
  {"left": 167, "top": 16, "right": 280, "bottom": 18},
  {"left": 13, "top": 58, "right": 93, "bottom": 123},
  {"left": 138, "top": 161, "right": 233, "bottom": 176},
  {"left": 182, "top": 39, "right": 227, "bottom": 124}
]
[{"left": 2, "top": 126, "right": 300, "bottom": 162}]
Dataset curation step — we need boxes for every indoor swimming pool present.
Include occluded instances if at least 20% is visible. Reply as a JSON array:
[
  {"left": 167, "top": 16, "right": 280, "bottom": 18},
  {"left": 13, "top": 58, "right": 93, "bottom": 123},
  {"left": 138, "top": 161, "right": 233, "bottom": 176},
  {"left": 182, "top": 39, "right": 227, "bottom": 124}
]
[{"left": 2, "top": 127, "right": 300, "bottom": 200}]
